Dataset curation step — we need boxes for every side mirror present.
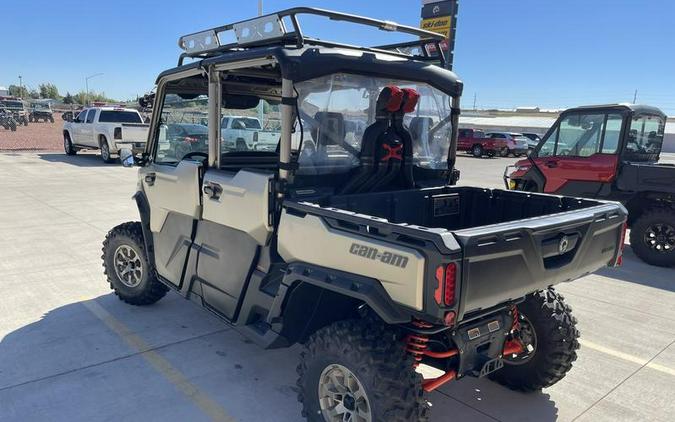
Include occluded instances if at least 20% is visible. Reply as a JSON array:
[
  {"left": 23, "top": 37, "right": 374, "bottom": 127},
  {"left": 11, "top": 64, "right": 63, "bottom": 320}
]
[{"left": 120, "top": 148, "right": 135, "bottom": 167}]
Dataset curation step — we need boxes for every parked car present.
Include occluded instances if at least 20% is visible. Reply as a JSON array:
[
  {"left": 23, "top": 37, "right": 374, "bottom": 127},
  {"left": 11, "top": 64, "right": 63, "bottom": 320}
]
[
  {"left": 458, "top": 128, "right": 508, "bottom": 157},
  {"left": 506, "top": 104, "right": 674, "bottom": 268},
  {"left": 485, "top": 132, "right": 530, "bottom": 156},
  {"left": 521, "top": 132, "right": 541, "bottom": 150},
  {"left": 221, "top": 115, "right": 279, "bottom": 151},
  {"left": 162, "top": 123, "right": 209, "bottom": 160},
  {"left": 62, "top": 106, "right": 149, "bottom": 163},
  {"left": 103, "top": 9, "right": 627, "bottom": 421}
]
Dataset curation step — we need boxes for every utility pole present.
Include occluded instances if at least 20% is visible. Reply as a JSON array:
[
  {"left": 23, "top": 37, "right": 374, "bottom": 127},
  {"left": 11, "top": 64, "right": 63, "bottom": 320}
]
[
  {"left": 473, "top": 92, "right": 477, "bottom": 110},
  {"left": 632, "top": 89, "right": 638, "bottom": 104},
  {"left": 258, "top": 0, "right": 263, "bottom": 16},
  {"left": 18, "top": 75, "right": 23, "bottom": 98}
]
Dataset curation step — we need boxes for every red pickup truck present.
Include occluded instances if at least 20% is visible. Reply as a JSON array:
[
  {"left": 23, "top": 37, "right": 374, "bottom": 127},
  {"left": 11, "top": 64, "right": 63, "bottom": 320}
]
[{"left": 458, "top": 128, "right": 508, "bottom": 158}]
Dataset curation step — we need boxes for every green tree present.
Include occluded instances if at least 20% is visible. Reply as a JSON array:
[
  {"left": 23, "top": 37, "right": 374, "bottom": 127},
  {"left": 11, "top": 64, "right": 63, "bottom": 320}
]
[
  {"left": 8, "top": 84, "right": 28, "bottom": 98},
  {"left": 73, "top": 90, "right": 117, "bottom": 105},
  {"left": 28, "top": 89, "right": 40, "bottom": 99},
  {"left": 63, "top": 92, "right": 74, "bottom": 104},
  {"left": 39, "top": 83, "right": 61, "bottom": 100}
]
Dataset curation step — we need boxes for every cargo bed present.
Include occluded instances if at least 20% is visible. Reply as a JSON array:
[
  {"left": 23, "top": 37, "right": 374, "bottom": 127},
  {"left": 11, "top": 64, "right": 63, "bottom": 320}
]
[{"left": 285, "top": 186, "right": 627, "bottom": 319}]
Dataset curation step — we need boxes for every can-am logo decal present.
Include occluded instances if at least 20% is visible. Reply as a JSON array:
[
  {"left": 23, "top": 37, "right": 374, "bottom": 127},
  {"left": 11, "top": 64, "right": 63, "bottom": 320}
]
[{"left": 349, "top": 243, "right": 409, "bottom": 268}]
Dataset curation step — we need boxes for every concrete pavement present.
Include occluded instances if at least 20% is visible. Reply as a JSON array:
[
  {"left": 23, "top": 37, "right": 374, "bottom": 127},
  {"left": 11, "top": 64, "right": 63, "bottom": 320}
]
[{"left": 0, "top": 152, "right": 673, "bottom": 421}]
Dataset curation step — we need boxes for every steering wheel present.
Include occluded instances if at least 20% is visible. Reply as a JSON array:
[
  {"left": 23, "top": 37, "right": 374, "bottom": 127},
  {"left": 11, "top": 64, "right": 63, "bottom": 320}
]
[{"left": 182, "top": 151, "right": 208, "bottom": 161}]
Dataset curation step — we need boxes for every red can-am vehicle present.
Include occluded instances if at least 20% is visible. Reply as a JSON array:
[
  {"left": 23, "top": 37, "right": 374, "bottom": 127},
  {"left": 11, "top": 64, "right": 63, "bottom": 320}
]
[{"left": 506, "top": 104, "right": 675, "bottom": 267}]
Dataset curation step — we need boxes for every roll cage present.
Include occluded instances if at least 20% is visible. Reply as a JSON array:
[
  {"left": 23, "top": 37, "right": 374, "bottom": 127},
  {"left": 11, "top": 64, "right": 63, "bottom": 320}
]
[{"left": 143, "top": 8, "right": 463, "bottom": 195}]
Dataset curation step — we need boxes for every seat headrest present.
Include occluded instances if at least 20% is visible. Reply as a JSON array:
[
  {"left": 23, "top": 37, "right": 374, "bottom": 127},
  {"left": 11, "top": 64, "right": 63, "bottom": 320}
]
[
  {"left": 401, "top": 88, "right": 419, "bottom": 113},
  {"left": 376, "top": 86, "right": 404, "bottom": 114},
  {"left": 311, "top": 112, "right": 346, "bottom": 145}
]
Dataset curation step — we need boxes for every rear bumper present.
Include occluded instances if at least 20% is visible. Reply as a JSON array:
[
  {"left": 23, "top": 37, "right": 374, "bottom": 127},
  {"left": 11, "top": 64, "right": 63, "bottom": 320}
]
[{"left": 113, "top": 141, "right": 146, "bottom": 154}]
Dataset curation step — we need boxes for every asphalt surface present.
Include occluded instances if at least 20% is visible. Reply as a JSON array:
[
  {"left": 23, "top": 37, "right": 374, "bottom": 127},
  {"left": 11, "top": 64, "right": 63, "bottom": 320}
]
[{"left": 0, "top": 151, "right": 673, "bottom": 422}]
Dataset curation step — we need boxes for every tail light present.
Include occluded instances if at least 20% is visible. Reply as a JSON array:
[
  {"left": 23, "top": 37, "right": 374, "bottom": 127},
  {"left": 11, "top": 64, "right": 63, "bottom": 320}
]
[
  {"left": 113, "top": 127, "right": 122, "bottom": 140},
  {"left": 253, "top": 131, "right": 259, "bottom": 143},
  {"left": 434, "top": 263, "right": 457, "bottom": 306},
  {"left": 183, "top": 136, "right": 198, "bottom": 143}
]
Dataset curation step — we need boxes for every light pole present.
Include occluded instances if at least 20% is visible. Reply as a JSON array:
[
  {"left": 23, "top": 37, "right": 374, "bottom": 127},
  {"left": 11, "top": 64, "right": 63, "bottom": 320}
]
[
  {"left": 85, "top": 73, "right": 104, "bottom": 105},
  {"left": 18, "top": 75, "right": 23, "bottom": 98}
]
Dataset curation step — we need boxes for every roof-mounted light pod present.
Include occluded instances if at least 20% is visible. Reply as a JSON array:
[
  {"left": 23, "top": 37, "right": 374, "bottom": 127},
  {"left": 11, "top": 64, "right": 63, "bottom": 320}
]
[{"left": 233, "top": 14, "right": 287, "bottom": 45}]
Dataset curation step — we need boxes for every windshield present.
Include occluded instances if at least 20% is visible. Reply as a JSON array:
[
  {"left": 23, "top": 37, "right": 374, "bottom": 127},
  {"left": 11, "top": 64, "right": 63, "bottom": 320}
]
[
  {"left": 293, "top": 73, "right": 453, "bottom": 175},
  {"left": 2, "top": 101, "right": 23, "bottom": 109},
  {"left": 98, "top": 110, "right": 142, "bottom": 123}
]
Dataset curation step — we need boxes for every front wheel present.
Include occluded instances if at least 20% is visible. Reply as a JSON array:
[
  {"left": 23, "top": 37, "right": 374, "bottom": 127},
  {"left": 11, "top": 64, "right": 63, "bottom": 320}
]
[
  {"left": 297, "top": 319, "right": 429, "bottom": 422},
  {"left": 489, "top": 288, "right": 579, "bottom": 391},
  {"left": 629, "top": 209, "right": 675, "bottom": 267},
  {"left": 102, "top": 222, "right": 168, "bottom": 305},
  {"left": 64, "top": 134, "right": 77, "bottom": 155},
  {"left": 471, "top": 144, "right": 483, "bottom": 158}
]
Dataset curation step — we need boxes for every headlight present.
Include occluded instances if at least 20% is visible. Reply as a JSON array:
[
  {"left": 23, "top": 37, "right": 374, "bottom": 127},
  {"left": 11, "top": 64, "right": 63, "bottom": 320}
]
[{"left": 508, "top": 180, "right": 517, "bottom": 190}]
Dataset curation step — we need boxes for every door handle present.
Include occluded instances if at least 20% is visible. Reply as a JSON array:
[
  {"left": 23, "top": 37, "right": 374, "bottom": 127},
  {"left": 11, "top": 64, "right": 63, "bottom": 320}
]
[
  {"left": 545, "top": 161, "right": 558, "bottom": 168},
  {"left": 144, "top": 173, "right": 156, "bottom": 186},
  {"left": 203, "top": 182, "right": 222, "bottom": 200}
]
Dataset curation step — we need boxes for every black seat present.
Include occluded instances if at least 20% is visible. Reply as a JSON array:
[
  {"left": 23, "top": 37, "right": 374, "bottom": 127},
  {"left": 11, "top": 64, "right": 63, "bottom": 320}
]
[
  {"left": 340, "top": 86, "right": 403, "bottom": 194},
  {"left": 363, "top": 88, "right": 420, "bottom": 192}
]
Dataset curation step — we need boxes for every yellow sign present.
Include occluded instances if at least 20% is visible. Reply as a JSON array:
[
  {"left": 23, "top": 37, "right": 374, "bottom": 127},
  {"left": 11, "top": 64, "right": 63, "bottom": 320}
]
[{"left": 420, "top": 16, "right": 451, "bottom": 38}]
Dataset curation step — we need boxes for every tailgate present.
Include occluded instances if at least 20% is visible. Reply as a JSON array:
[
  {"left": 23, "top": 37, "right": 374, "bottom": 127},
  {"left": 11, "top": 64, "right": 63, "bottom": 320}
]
[
  {"left": 121, "top": 123, "right": 149, "bottom": 143},
  {"left": 453, "top": 202, "right": 626, "bottom": 318}
]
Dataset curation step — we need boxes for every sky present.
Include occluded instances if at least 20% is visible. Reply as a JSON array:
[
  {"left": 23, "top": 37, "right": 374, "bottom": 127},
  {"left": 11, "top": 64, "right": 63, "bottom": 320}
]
[{"left": 1, "top": 0, "right": 674, "bottom": 113}]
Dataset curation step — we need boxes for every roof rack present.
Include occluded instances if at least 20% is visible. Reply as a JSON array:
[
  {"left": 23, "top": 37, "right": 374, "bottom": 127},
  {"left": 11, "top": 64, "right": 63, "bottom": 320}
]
[{"left": 177, "top": 7, "right": 447, "bottom": 66}]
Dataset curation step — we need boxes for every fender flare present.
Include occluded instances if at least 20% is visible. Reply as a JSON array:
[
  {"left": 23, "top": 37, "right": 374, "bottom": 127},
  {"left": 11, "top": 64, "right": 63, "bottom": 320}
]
[
  {"left": 132, "top": 190, "right": 156, "bottom": 268},
  {"left": 281, "top": 263, "right": 411, "bottom": 325}
]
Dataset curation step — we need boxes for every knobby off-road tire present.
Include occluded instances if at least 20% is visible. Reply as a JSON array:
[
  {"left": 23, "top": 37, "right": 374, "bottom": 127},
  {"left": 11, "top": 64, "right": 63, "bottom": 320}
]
[
  {"left": 297, "top": 318, "right": 429, "bottom": 422},
  {"left": 490, "top": 288, "right": 579, "bottom": 391},
  {"left": 629, "top": 209, "right": 675, "bottom": 267},
  {"left": 102, "top": 222, "right": 168, "bottom": 305}
]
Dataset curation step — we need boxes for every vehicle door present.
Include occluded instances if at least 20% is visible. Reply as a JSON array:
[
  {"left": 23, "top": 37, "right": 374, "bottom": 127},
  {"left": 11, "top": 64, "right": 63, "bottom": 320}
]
[
  {"left": 141, "top": 74, "right": 209, "bottom": 288},
  {"left": 70, "top": 109, "right": 87, "bottom": 144},
  {"left": 195, "top": 80, "right": 277, "bottom": 321},
  {"left": 533, "top": 111, "right": 624, "bottom": 195},
  {"left": 82, "top": 109, "right": 97, "bottom": 146}
]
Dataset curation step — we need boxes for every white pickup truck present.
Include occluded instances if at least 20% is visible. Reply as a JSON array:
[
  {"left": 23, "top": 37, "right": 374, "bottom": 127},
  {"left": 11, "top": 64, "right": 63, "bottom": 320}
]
[
  {"left": 63, "top": 107, "right": 149, "bottom": 163},
  {"left": 220, "top": 116, "right": 279, "bottom": 151}
]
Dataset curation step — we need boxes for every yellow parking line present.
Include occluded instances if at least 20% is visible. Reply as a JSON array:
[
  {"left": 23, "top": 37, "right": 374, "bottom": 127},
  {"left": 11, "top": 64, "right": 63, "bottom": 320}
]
[
  {"left": 579, "top": 339, "right": 675, "bottom": 377},
  {"left": 83, "top": 300, "right": 236, "bottom": 422}
]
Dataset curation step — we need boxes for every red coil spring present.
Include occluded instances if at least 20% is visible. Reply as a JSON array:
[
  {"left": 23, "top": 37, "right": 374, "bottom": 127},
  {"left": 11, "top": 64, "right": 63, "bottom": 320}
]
[{"left": 405, "top": 320, "right": 434, "bottom": 367}]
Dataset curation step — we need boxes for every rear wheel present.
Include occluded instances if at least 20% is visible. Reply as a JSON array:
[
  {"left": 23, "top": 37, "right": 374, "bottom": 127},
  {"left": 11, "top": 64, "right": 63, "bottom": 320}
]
[
  {"left": 629, "top": 209, "right": 675, "bottom": 267},
  {"left": 471, "top": 144, "right": 483, "bottom": 158},
  {"left": 297, "top": 318, "right": 429, "bottom": 422},
  {"left": 236, "top": 138, "right": 248, "bottom": 151},
  {"left": 489, "top": 288, "right": 579, "bottom": 391},
  {"left": 102, "top": 222, "right": 168, "bottom": 305},
  {"left": 100, "top": 137, "right": 114, "bottom": 163}
]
